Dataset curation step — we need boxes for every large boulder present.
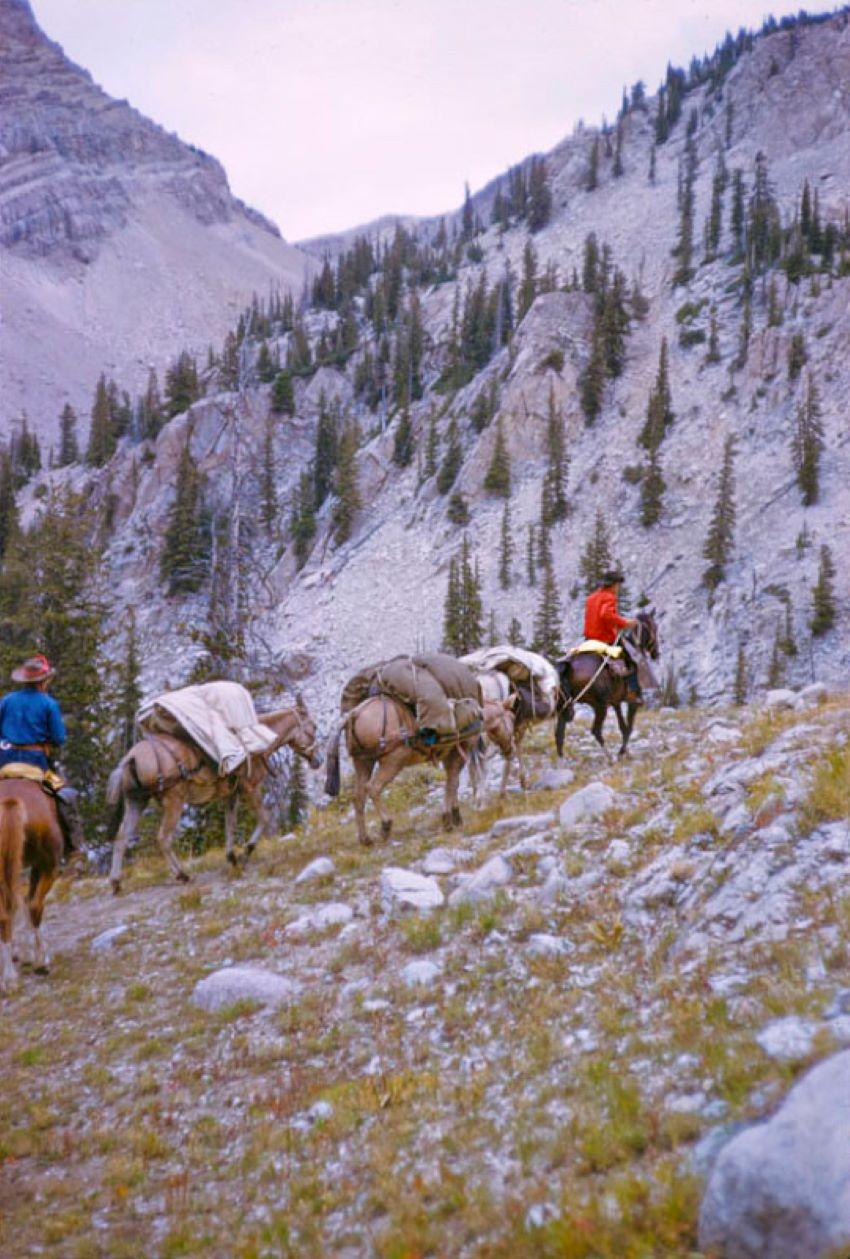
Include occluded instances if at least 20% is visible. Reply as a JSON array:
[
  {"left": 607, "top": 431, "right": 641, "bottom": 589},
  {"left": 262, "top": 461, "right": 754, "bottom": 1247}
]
[
  {"left": 192, "top": 966, "right": 298, "bottom": 1012},
  {"left": 698, "top": 1049, "right": 850, "bottom": 1258},
  {"left": 449, "top": 855, "right": 512, "bottom": 906},
  {"left": 558, "top": 781, "right": 616, "bottom": 829}
]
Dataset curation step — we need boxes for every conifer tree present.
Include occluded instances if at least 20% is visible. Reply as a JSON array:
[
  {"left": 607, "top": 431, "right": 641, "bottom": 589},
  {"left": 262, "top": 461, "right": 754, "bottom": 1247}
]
[
  {"left": 811, "top": 544, "right": 836, "bottom": 636},
  {"left": 613, "top": 120, "right": 624, "bottom": 178},
  {"left": 672, "top": 135, "right": 698, "bottom": 285},
  {"left": 461, "top": 182, "right": 474, "bottom": 240},
  {"left": 527, "top": 524, "right": 537, "bottom": 586},
  {"left": 766, "top": 631, "right": 784, "bottom": 687},
  {"left": 498, "top": 500, "right": 514, "bottom": 589},
  {"left": 58, "top": 404, "right": 80, "bottom": 466},
  {"left": 160, "top": 439, "right": 208, "bottom": 594},
  {"left": 460, "top": 540, "right": 484, "bottom": 654},
  {"left": 260, "top": 417, "right": 277, "bottom": 535},
  {"left": 766, "top": 277, "right": 782, "bottom": 327},
  {"left": 507, "top": 616, "right": 524, "bottom": 646},
  {"left": 580, "top": 509, "right": 613, "bottom": 591},
  {"left": 290, "top": 471, "right": 316, "bottom": 569},
  {"left": 639, "top": 337, "right": 674, "bottom": 449},
  {"left": 582, "top": 233, "right": 600, "bottom": 293},
  {"left": 734, "top": 294, "right": 752, "bottom": 369},
  {"left": 640, "top": 445, "right": 665, "bottom": 526},
  {"left": 527, "top": 156, "right": 552, "bottom": 232},
  {"left": 703, "top": 435, "right": 736, "bottom": 590},
  {"left": 256, "top": 340, "right": 276, "bottom": 383},
  {"left": 705, "top": 153, "right": 726, "bottom": 258},
  {"left": 442, "top": 556, "right": 462, "bottom": 653},
  {"left": 517, "top": 240, "right": 538, "bottom": 321},
  {"left": 139, "top": 368, "right": 164, "bottom": 440},
  {"left": 164, "top": 351, "right": 200, "bottom": 418},
  {"left": 730, "top": 170, "right": 746, "bottom": 257},
  {"left": 447, "top": 490, "right": 470, "bottom": 525},
  {"left": 116, "top": 608, "right": 142, "bottom": 753},
  {"left": 424, "top": 409, "right": 439, "bottom": 479},
  {"left": 0, "top": 451, "right": 19, "bottom": 561},
  {"left": 532, "top": 558, "right": 562, "bottom": 657},
  {"left": 586, "top": 136, "right": 599, "bottom": 192},
  {"left": 332, "top": 422, "right": 361, "bottom": 545},
  {"left": 792, "top": 373, "right": 824, "bottom": 506},
  {"left": 541, "top": 387, "right": 569, "bottom": 525},
  {"left": 86, "top": 374, "right": 115, "bottom": 467},
  {"left": 392, "top": 407, "right": 414, "bottom": 467},
  {"left": 648, "top": 144, "right": 657, "bottom": 184},
  {"left": 313, "top": 393, "right": 339, "bottom": 507},
  {"left": 705, "top": 308, "right": 721, "bottom": 363},
  {"left": 787, "top": 332, "right": 807, "bottom": 381},
  {"left": 733, "top": 643, "right": 748, "bottom": 705},
  {"left": 436, "top": 417, "right": 462, "bottom": 494},
  {"left": 271, "top": 370, "right": 296, "bottom": 416},
  {"left": 579, "top": 328, "right": 606, "bottom": 425},
  {"left": 483, "top": 419, "right": 511, "bottom": 496}
]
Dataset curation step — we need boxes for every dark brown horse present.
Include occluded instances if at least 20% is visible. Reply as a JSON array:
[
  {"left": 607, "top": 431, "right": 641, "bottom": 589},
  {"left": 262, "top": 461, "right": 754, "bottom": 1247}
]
[
  {"left": 0, "top": 781, "right": 65, "bottom": 993},
  {"left": 106, "top": 698, "right": 322, "bottom": 892},
  {"left": 554, "top": 611, "right": 660, "bottom": 759}
]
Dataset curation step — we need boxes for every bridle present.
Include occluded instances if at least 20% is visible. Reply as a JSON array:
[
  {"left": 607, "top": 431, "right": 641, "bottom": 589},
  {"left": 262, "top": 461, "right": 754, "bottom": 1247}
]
[{"left": 280, "top": 706, "right": 320, "bottom": 763}]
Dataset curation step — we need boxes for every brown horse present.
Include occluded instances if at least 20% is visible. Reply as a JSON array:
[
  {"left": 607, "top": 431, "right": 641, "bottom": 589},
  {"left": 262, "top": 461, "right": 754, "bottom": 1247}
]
[
  {"left": 0, "top": 781, "right": 65, "bottom": 993},
  {"left": 324, "top": 695, "right": 503, "bottom": 845},
  {"left": 106, "top": 698, "right": 322, "bottom": 893},
  {"left": 554, "top": 611, "right": 660, "bottom": 759}
]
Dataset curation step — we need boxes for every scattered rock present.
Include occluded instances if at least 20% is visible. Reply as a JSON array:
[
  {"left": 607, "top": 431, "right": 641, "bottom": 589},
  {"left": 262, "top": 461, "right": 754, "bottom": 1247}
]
[
  {"left": 537, "top": 867, "right": 568, "bottom": 905},
  {"left": 605, "top": 838, "right": 630, "bottom": 865},
  {"left": 90, "top": 924, "right": 129, "bottom": 953},
  {"left": 532, "top": 766, "right": 575, "bottom": 791},
  {"left": 380, "top": 867, "right": 444, "bottom": 913},
  {"left": 308, "top": 1100, "right": 333, "bottom": 1122},
  {"left": 192, "top": 966, "right": 298, "bottom": 1012},
  {"left": 284, "top": 903, "right": 354, "bottom": 937},
  {"left": 756, "top": 1015, "right": 820, "bottom": 1061},
  {"left": 558, "top": 781, "right": 616, "bottom": 829},
  {"left": 294, "top": 856, "right": 335, "bottom": 884},
  {"left": 401, "top": 959, "right": 441, "bottom": 988},
  {"left": 690, "top": 1121, "right": 748, "bottom": 1178},
  {"left": 765, "top": 687, "right": 797, "bottom": 711},
  {"left": 491, "top": 812, "right": 554, "bottom": 836},
  {"left": 706, "top": 722, "right": 742, "bottom": 744},
  {"left": 798, "top": 682, "right": 828, "bottom": 708},
  {"left": 421, "top": 847, "right": 458, "bottom": 875},
  {"left": 526, "top": 933, "right": 573, "bottom": 958},
  {"left": 449, "top": 855, "right": 512, "bottom": 906},
  {"left": 699, "top": 1050, "right": 850, "bottom": 1259}
]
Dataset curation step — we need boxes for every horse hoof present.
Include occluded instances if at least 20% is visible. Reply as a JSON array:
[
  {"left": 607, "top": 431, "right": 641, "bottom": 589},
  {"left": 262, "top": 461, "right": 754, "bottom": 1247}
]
[
  {"left": 111, "top": 880, "right": 122, "bottom": 896},
  {"left": 34, "top": 965, "right": 49, "bottom": 976},
  {"left": 380, "top": 819, "right": 392, "bottom": 840},
  {"left": 451, "top": 807, "right": 462, "bottom": 827},
  {"left": 226, "top": 851, "right": 238, "bottom": 867},
  {"left": 360, "top": 835, "right": 374, "bottom": 848},
  {"left": 441, "top": 812, "right": 453, "bottom": 832},
  {"left": 176, "top": 871, "right": 191, "bottom": 884}
]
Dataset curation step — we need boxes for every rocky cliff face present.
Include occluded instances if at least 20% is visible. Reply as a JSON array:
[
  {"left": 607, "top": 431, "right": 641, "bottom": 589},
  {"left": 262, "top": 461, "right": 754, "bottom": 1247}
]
[
  {"left": 15, "top": 9, "right": 850, "bottom": 717},
  {"left": 0, "top": 0, "right": 309, "bottom": 438}
]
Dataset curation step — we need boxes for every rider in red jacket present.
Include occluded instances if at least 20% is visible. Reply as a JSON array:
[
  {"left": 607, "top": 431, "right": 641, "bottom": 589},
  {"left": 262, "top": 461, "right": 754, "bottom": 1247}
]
[{"left": 583, "top": 571, "right": 642, "bottom": 703}]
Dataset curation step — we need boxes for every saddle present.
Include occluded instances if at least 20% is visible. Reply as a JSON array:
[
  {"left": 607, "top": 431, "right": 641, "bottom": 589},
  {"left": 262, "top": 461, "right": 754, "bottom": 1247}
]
[
  {"left": 0, "top": 763, "right": 65, "bottom": 795},
  {"left": 569, "top": 639, "right": 625, "bottom": 660}
]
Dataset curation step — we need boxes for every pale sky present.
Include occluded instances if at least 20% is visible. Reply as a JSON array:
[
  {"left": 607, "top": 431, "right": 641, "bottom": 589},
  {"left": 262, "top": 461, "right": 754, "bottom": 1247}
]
[{"left": 34, "top": 0, "right": 819, "bottom": 241}]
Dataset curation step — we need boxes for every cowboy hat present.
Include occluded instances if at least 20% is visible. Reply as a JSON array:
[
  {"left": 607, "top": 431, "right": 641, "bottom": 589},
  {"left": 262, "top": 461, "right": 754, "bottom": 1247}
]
[
  {"left": 601, "top": 569, "right": 625, "bottom": 586},
  {"left": 11, "top": 654, "right": 55, "bottom": 684}
]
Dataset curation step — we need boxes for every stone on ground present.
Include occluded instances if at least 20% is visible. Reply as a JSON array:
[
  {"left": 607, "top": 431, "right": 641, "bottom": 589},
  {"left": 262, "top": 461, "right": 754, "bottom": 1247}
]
[
  {"left": 698, "top": 1049, "right": 850, "bottom": 1259},
  {"left": 401, "top": 959, "right": 441, "bottom": 988},
  {"left": 755, "top": 1016, "right": 820, "bottom": 1061},
  {"left": 558, "top": 781, "right": 616, "bottom": 829},
  {"left": 380, "top": 867, "right": 444, "bottom": 913},
  {"left": 294, "top": 856, "right": 335, "bottom": 884},
  {"left": 449, "top": 855, "right": 512, "bottom": 906},
  {"left": 90, "top": 924, "right": 129, "bottom": 953},
  {"left": 284, "top": 903, "right": 353, "bottom": 936},
  {"left": 421, "top": 847, "right": 458, "bottom": 875},
  {"left": 765, "top": 688, "right": 798, "bottom": 711},
  {"left": 192, "top": 965, "right": 299, "bottom": 1012},
  {"left": 526, "top": 933, "right": 573, "bottom": 958},
  {"left": 532, "top": 765, "right": 575, "bottom": 791}
]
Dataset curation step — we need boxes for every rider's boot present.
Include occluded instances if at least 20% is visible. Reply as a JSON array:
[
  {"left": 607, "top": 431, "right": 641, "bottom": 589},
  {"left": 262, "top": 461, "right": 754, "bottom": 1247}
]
[
  {"left": 626, "top": 668, "right": 644, "bottom": 707},
  {"left": 55, "top": 787, "right": 87, "bottom": 871}
]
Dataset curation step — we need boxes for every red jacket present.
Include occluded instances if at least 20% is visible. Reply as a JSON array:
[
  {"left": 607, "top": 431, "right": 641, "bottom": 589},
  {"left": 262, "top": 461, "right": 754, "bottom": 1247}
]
[{"left": 584, "top": 586, "right": 631, "bottom": 645}]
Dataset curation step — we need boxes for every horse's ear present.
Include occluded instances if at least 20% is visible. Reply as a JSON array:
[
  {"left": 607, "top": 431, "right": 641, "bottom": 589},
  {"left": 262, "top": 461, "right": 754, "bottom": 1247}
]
[{"left": 295, "top": 690, "right": 307, "bottom": 714}]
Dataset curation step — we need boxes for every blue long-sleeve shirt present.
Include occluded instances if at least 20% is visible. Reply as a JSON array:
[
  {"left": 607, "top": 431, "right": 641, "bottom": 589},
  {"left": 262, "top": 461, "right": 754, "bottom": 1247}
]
[{"left": 0, "top": 689, "right": 66, "bottom": 747}]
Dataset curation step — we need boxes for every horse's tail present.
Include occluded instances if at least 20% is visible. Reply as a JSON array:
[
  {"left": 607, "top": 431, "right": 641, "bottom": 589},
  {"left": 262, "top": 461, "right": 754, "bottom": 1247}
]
[
  {"left": 324, "top": 717, "right": 349, "bottom": 798},
  {"left": 104, "top": 766, "right": 126, "bottom": 846},
  {"left": 0, "top": 798, "right": 24, "bottom": 933},
  {"left": 554, "top": 661, "right": 575, "bottom": 759}
]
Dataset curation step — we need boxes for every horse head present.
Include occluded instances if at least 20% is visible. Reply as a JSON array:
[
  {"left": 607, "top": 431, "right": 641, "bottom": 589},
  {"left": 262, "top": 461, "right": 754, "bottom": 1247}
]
[
  {"left": 287, "top": 698, "right": 323, "bottom": 770},
  {"left": 635, "top": 608, "right": 660, "bottom": 660}
]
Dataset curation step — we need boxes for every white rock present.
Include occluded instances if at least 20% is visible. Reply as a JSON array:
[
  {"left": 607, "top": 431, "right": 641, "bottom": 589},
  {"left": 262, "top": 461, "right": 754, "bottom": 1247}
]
[
  {"left": 90, "top": 924, "right": 129, "bottom": 953},
  {"left": 699, "top": 1050, "right": 850, "bottom": 1259},
  {"left": 719, "top": 802, "right": 751, "bottom": 837},
  {"left": 380, "top": 866, "right": 444, "bottom": 913},
  {"left": 294, "top": 856, "right": 335, "bottom": 884},
  {"left": 491, "top": 812, "right": 555, "bottom": 836},
  {"left": 192, "top": 965, "right": 298, "bottom": 1013},
  {"left": 526, "top": 933, "right": 573, "bottom": 958},
  {"left": 308, "top": 1100, "right": 333, "bottom": 1122},
  {"left": 606, "top": 838, "right": 630, "bottom": 865},
  {"left": 284, "top": 902, "right": 354, "bottom": 937},
  {"left": 448, "top": 855, "right": 512, "bottom": 906},
  {"left": 532, "top": 766, "right": 575, "bottom": 791},
  {"left": 765, "top": 687, "right": 798, "bottom": 711},
  {"left": 756, "top": 1015, "right": 820, "bottom": 1061},
  {"left": 798, "top": 681, "right": 828, "bottom": 707},
  {"left": 538, "top": 867, "right": 568, "bottom": 905},
  {"left": 827, "top": 1015, "right": 850, "bottom": 1045},
  {"left": 401, "top": 959, "right": 441, "bottom": 988},
  {"left": 421, "top": 847, "right": 458, "bottom": 875},
  {"left": 504, "top": 833, "right": 553, "bottom": 859},
  {"left": 706, "top": 722, "right": 742, "bottom": 744},
  {"left": 558, "top": 781, "right": 616, "bottom": 829}
]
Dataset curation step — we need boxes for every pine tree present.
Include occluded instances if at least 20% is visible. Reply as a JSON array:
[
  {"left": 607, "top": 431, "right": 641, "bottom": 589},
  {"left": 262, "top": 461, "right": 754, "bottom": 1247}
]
[
  {"left": 287, "top": 754, "right": 308, "bottom": 829},
  {"left": 734, "top": 294, "right": 752, "bottom": 369},
  {"left": 290, "top": 471, "right": 316, "bottom": 569},
  {"left": 260, "top": 417, "right": 277, "bottom": 535},
  {"left": 532, "top": 558, "right": 562, "bottom": 657},
  {"left": 139, "top": 368, "right": 165, "bottom": 440},
  {"left": 580, "top": 510, "right": 613, "bottom": 591},
  {"left": 483, "top": 419, "right": 511, "bottom": 496},
  {"left": 447, "top": 489, "right": 470, "bottom": 525},
  {"left": 766, "top": 277, "right": 782, "bottom": 327},
  {"left": 811, "top": 544, "right": 836, "bottom": 636},
  {"left": 705, "top": 153, "right": 725, "bottom": 258},
  {"left": 613, "top": 120, "right": 624, "bottom": 178},
  {"left": 271, "top": 370, "right": 296, "bottom": 416},
  {"left": 256, "top": 340, "right": 275, "bottom": 383},
  {"left": 392, "top": 407, "right": 414, "bottom": 467},
  {"left": 582, "top": 233, "right": 600, "bottom": 294},
  {"left": 313, "top": 393, "right": 339, "bottom": 507},
  {"left": 0, "top": 450, "right": 19, "bottom": 560},
  {"left": 672, "top": 135, "right": 698, "bottom": 286},
  {"left": 436, "top": 417, "right": 462, "bottom": 495},
  {"left": 116, "top": 608, "right": 142, "bottom": 753},
  {"left": 527, "top": 156, "right": 552, "bottom": 232},
  {"left": 332, "top": 422, "right": 361, "bottom": 545},
  {"left": 703, "top": 435, "right": 736, "bottom": 590},
  {"left": 517, "top": 240, "right": 538, "bottom": 321},
  {"left": 424, "top": 409, "right": 439, "bottom": 479},
  {"left": 58, "top": 404, "right": 80, "bottom": 466},
  {"left": 486, "top": 608, "right": 498, "bottom": 647},
  {"left": 541, "top": 387, "right": 569, "bottom": 524},
  {"left": 507, "top": 616, "right": 524, "bottom": 646},
  {"left": 640, "top": 446, "right": 665, "bottom": 526},
  {"left": 639, "top": 337, "right": 674, "bottom": 449},
  {"left": 586, "top": 136, "right": 599, "bottom": 192},
  {"left": 526, "top": 524, "right": 537, "bottom": 587},
  {"left": 705, "top": 308, "right": 721, "bottom": 363},
  {"left": 164, "top": 351, "right": 200, "bottom": 418},
  {"left": 86, "top": 374, "right": 115, "bottom": 467},
  {"left": 460, "top": 539, "right": 484, "bottom": 653},
  {"left": 730, "top": 169, "right": 745, "bottom": 257},
  {"left": 461, "top": 182, "right": 474, "bottom": 240},
  {"left": 648, "top": 144, "right": 657, "bottom": 184},
  {"left": 792, "top": 373, "right": 824, "bottom": 506},
  {"left": 579, "top": 328, "right": 606, "bottom": 425},
  {"left": 160, "top": 439, "right": 209, "bottom": 594},
  {"left": 733, "top": 643, "right": 748, "bottom": 705},
  {"left": 442, "top": 555, "right": 462, "bottom": 653},
  {"left": 659, "top": 666, "right": 681, "bottom": 708},
  {"left": 766, "top": 631, "right": 784, "bottom": 687},
  {"left": 498, "top": 500, "right": 514, "bottom": 589},
  {"left": 787, "top": 332, "right": 807, "bottom": 381}
]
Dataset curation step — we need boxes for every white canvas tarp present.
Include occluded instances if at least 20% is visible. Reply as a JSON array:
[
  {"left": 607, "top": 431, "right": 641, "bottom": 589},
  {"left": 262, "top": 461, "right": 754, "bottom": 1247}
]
[
  {"left": 137, "top": 681, "right": 278, "bottom": 776},
  {"left": 460, "top": 645, "right": 560, "bottom": 703}
]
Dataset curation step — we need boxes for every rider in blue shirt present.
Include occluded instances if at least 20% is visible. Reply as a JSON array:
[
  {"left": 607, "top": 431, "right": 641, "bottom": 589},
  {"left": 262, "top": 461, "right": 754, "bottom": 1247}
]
[{"left": 0, "top": 655, "right": 85, "bottom": 860}]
